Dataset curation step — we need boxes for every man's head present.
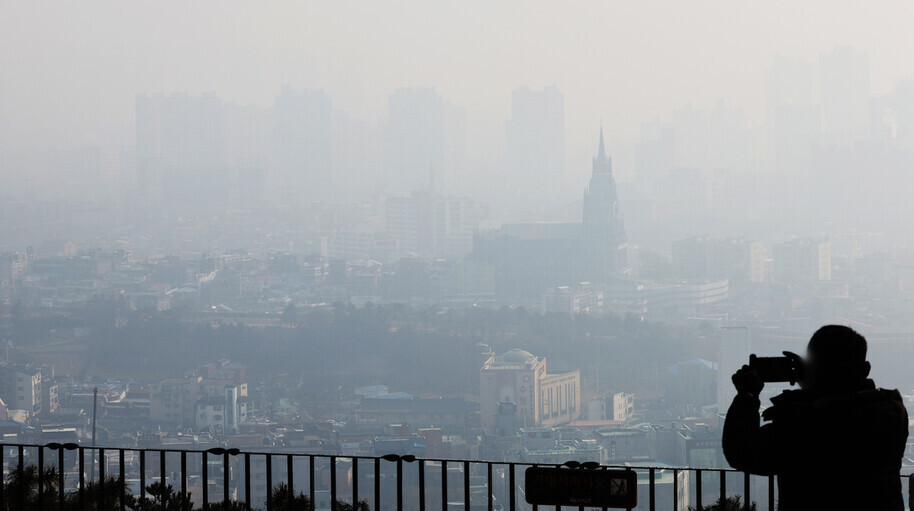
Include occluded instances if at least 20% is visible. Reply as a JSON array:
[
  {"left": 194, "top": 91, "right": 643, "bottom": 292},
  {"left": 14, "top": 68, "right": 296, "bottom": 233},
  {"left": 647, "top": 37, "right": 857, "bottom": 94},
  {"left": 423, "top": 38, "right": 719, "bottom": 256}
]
[{"left": 804, "top": 325, "right": 870, "bottom": 393}]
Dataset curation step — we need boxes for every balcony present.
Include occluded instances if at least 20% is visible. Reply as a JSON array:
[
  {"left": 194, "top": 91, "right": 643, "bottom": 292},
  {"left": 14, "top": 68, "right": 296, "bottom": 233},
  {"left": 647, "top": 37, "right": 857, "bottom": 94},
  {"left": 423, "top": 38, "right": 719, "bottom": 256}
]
[{"left": 0, "top": 442, "right": 908, "bottom": 510}]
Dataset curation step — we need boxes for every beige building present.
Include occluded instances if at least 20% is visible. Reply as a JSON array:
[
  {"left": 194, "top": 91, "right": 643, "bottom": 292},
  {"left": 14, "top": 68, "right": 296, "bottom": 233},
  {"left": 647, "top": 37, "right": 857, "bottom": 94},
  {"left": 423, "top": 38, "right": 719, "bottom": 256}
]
[{"left": 480, "top": 349, "right": 580, "bottom": 430}]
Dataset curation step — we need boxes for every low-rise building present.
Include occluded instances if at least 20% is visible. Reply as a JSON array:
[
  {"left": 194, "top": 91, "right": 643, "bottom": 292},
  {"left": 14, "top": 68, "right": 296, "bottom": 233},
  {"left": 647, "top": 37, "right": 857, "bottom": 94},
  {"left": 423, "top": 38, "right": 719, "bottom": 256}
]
[
  {"left": 480, "top": 349, "right": 581, "bottom": 431},
  {"left": 0, "top": 363, "right": 43, "bottom": 415}
]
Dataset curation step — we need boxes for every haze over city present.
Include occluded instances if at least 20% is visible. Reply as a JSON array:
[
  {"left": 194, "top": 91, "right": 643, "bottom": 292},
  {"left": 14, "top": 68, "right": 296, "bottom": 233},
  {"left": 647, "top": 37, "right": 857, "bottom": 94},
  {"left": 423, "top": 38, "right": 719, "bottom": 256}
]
[
  {"left": 2, "top": 1, "right": 914, "bottom": 510},
  {"left": 5, "top": 1, "right": 914, "bottom": 183}
]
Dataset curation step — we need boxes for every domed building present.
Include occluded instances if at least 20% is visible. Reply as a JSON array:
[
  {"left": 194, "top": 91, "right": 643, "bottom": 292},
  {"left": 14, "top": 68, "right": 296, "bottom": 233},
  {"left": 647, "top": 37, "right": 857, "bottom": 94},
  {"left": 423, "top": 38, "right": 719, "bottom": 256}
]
[{"left": 480, "top": 349, "right": 581, "bottom": 431}]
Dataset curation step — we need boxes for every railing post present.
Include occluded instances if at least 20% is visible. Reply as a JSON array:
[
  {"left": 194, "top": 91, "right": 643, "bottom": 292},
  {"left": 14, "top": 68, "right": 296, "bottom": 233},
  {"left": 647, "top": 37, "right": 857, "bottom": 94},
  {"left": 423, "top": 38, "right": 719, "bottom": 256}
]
[
  {"left": 331, "top": 455, "right": 338, "bottom": 511},
  {"left": 353, "top": 457, "right": 359, "bottom": 508},
  {"left": 487, "top": 462, "right": 493, "bottom": 511},
  {"left": 139, "top": 449, "right": 145, "bottom": 504},
  {"left": 181, "top": 450, "right": 187, "bottom": 510},
  {"left": 397, "top": 457, "right": 404, "bottom": 511},
  {"left": 442, "top": 460, "right": 448, "bottom": 511},
  {"left": 120, "top": 449, "right": 126, "bottom": 511},
  {"left": 720, "top": 470, "right": 726, "bottom": 504},
  {"left": 18, "top": 444, "right": 24, "bottom": 509},
  {"left": 77, "top": 446, "right": 84, "bottom": 510},
  {"left": 265, "top": 454, "right": 272, "bottom": 511},
  {"left": 99, "top": 447, "right": 106, "bottom": 510},
  {"left": 464, "top": 460, "right": 471, "bottom": 511},
  {"left": 58, "top": 446, "right": 65, "bottom": 508},
  {"left": 418, "top": 459, "right": 426, "bottom": 511},
  {"left": 509, "top": 463, "right": 516, "bottom": 511},
  {"left": 244, "top": 452, "right": 251, "bottom": 510},
  {"left": 223, "top": 451, "right": 230, "bottom": 504},
  {"left": 201, "top": 451, "right": 208, "bottom": 508},
  {"left": 38, "top": 445, "right": 44, "bottom": 511},
  {"left": 743, "top": 471, "right": 751, "bottom": 510},
  {"left": 649, "top": 467, "right": 656, "bottom": 511},
  {"left": 161, "top": 450, "right": 167, "bottom": 493},
  {"left": 696, "top": 469, "right": 703, "bottom": 510},
  {"left": 374, "top": 457, "right": 381, "bottom": 511}
]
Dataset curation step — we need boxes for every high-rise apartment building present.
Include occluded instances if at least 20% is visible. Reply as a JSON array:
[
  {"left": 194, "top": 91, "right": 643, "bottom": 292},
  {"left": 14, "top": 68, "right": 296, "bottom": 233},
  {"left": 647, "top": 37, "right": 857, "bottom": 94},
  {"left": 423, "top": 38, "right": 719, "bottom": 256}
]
[
  {"left": 135, "top": 92, "right": 229, "bottom": 203},
  {"left": 273, "top": 87, "right": 333, "bottom": 205},
  {"left": 819, "top": 46, "right": 870, "bottom": 144},
  {"left": 383, "top": 87, "right": 445, "bottom": 195},
  {"left": 385, "top": 191, "right": 488, "bottom": 258},
  {"left": 505, "top": 85, "right": 565, "bottom": 189}
]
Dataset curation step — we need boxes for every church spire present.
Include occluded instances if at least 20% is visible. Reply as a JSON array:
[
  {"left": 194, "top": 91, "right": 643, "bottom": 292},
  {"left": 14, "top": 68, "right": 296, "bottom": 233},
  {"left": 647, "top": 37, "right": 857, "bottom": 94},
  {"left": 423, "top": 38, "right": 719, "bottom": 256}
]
[{"left": 597, "top": 124, "right": 607, "bottom": 161}]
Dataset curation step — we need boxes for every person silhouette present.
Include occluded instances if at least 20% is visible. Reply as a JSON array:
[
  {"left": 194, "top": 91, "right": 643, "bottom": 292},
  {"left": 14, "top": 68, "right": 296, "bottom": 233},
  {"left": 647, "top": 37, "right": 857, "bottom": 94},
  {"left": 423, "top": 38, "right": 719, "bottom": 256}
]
[{"left": 723, "top": 325, "right": 908, "bottom": 511}]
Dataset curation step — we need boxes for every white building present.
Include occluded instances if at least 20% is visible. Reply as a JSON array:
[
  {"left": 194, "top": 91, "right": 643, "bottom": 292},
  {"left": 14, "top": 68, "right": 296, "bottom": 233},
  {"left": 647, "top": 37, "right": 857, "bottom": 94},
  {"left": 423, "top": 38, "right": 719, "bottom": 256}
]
[{"left": 0, "top": 363, "right": 42, "bottom": 415}]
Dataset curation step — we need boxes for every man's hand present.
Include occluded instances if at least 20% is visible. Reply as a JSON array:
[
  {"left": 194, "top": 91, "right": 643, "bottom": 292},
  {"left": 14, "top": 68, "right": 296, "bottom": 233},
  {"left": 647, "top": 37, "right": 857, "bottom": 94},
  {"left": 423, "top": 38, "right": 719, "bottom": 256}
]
[{"left": 732, "top": 365, "right": 764, "bottom": 397}]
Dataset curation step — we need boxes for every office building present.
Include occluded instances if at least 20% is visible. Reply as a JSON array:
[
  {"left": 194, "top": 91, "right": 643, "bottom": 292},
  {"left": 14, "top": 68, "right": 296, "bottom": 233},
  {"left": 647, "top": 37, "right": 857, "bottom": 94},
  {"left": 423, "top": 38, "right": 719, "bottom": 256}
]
[
  {"left": 672, "top": 237, "right": 766, "bottom": 284},
  {"left": 772, "top": 239, "right": 832, "bottom": 282}
]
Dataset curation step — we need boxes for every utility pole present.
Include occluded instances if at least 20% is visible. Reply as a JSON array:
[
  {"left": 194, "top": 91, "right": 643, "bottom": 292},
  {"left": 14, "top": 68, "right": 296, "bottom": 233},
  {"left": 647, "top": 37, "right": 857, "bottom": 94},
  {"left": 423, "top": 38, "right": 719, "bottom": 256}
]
[
  {"left": 92, "top": 387, "right": 98, "bottom": 446},
  {"left": 90, "top": 387, "right": 98, "bottom": 481}
]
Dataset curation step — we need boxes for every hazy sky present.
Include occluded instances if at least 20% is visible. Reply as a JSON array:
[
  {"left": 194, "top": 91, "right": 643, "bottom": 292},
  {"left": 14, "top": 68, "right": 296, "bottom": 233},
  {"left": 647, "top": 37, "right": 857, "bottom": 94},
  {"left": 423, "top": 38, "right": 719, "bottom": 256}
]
[{"left": 3, "top": 0, "right": 914, "bottom": 167}]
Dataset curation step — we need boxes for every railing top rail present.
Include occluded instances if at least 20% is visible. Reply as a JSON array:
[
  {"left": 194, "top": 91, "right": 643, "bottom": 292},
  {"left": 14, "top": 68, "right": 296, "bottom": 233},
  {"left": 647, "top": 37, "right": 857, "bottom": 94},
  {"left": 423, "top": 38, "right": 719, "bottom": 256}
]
[
  {"left": 0, "top": 442, "right": 740, "bottom": 470},
  {"left": 4, "top": 442, "right": 913, "bottom": 477}
]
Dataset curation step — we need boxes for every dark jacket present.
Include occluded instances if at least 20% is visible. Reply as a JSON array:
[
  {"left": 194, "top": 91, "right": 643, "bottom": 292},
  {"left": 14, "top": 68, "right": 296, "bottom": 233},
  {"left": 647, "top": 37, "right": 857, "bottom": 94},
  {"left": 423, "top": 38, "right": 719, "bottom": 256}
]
[{"left": 722, "top": 380, "right": 908, "bottom": 511}]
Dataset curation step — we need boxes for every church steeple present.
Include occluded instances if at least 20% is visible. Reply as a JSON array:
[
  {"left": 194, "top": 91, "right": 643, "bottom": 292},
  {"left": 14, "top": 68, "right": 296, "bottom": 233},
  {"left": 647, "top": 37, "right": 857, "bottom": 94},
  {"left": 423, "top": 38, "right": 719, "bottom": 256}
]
[
  {"left": 583, "top": 122, "right": 629, "bottom": 278},
  {"left": 597, "top": 124, "right": 607, "bottom": 161}
]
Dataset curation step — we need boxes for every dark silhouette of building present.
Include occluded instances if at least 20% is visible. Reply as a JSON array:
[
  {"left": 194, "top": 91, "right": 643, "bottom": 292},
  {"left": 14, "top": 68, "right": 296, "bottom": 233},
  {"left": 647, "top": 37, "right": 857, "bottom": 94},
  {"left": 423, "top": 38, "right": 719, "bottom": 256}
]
[{"left": 582, "top": 127, "right": 629, "bottom": 280}]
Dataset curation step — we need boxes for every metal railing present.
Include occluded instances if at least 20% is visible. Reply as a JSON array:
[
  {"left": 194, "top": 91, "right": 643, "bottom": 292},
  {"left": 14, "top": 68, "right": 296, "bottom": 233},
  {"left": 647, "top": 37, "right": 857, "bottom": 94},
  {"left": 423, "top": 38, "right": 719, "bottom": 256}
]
[{"left": 0, "top": 441, "right": 891, "bottom": 510}]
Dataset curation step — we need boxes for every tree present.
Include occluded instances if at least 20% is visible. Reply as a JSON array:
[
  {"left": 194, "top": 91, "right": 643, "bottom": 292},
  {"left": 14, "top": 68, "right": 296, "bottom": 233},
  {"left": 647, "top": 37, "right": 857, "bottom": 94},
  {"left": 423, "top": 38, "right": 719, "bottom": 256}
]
[
  {"left": 335, "top": 501, "right": 371, "bottom": 511},
  {"left": 264, "top": 483, "right": 369, "bottom": 511},
  {"left": 689, "top": 495, "right": 758, "bottom": 511},
  {"left": 266, "top": 482, "right": 310, "bottom": 510},
  {"left": 3, "top": 462, "right": 60, "bottom": 510},
  {"left": 1, "top": 464, "right": 372, "bottom": 511},
  {"left": 68, "top": 475, "right": 133, "bottom": 511},
  {"left": 129, "top": 481, "right": 193, "bottom": 511}
]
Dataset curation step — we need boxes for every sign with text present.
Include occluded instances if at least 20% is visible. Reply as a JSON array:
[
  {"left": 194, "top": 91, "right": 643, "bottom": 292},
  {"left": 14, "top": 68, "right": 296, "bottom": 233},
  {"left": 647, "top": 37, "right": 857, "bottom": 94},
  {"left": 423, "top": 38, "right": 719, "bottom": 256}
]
[{"left": 524, "top": 466, "right": 637, "bottom": 508}]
